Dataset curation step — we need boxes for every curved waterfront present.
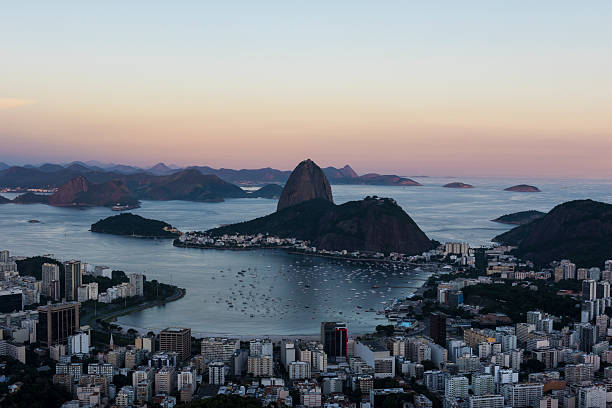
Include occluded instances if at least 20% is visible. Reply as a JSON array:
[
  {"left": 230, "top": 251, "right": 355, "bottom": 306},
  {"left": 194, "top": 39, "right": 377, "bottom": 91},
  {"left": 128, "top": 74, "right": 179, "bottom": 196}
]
[{"left": 1, "top": 179, "right": 611, "bottom": 334}]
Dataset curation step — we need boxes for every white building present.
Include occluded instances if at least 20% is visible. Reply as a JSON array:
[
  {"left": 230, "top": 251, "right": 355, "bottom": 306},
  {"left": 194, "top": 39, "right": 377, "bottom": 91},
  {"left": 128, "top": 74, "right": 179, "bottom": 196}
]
[
  {"left": 289, "top": 361, "right": 311, "bottom": 380},
  {"left": 472, "top": 374, "right": 496, "bottom": 396},
  {"left": 501, "top": 383, "right": 543, "bottom": 408},
  {"left": 577, "top": 385, "right": 606, "bottom": 408},
  {"left": 469, "top": 395, "right": 504, "bottom": 408},
  {"left": 129, "top": 273, "right": 144, "bottom": 297},
  {"left": 354, "top": 340, "right": 395, "bottom": 378},
  {"left": 209, "top": 361, "right": 225, "bottom": 385},
  {"left": 69, "top": 330, "right": 90, "bottom": 355},
  {"left": 446, "top": 376, "right": 469, "bottom": 399}
]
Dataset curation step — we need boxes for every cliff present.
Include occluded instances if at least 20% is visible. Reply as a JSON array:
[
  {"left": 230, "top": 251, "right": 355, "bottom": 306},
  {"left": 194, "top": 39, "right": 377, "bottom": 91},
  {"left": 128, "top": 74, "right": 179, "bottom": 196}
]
[
  {"left": 48, "top": 176, "right": 138, "bottom": 207},
  {"left": 91, "top": 213, "right": 180, "bottom": 237},
  {"left": 504, "top": 184, "right": 541, "bottom": 192},
  {"left": 209, "top": 196, "right": 434, "bottom": 255},
  {"left": 492, "top": 210, "right": 545, "bottom": 225},
  {"left": 493, "top": 200, "right": 612, "bottom": 267},
  {"left": 277, "top": 159, "right": 333, "bottom": 211}
]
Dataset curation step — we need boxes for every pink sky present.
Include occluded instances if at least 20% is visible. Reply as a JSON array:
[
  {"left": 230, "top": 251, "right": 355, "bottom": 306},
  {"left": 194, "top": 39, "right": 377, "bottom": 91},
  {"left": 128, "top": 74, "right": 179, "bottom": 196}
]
[{"left": 2, "top": 2, "right": 611, "bottom": 178}]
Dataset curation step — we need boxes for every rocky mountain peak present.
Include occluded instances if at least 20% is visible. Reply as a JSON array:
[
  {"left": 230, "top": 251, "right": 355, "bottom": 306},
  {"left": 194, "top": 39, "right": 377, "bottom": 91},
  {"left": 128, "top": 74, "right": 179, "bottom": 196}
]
[{"left": 277, "top": 159, "right": 333, "bottom": 211}]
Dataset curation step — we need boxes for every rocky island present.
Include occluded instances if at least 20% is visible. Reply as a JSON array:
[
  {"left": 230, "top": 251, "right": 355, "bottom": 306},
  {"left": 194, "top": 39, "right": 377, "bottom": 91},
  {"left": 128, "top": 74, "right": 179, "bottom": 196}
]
[
  {"left": 91, "top": 213, "right": 180, "bottom": 238},
  {"left": 189, "top": 159, "right": 435, "bottom": 255},
  {"left": 493, "top": 199, "right": 612, "bottom": 267},
  {"left": 443, "top": 182, "right": 474, "bottom": 189},
  {"left": 492, "top": 210, "right": 545, "bottom": 225},
  {"left": 504, "top": 184, "right": 541, "bottom": 192}
]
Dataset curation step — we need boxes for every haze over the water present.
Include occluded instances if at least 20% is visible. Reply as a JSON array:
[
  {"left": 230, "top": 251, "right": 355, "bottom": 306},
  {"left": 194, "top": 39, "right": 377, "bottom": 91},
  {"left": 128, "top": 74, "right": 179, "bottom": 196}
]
[{"left": 2, "top": 1, "right": 612, "bottom": 178}]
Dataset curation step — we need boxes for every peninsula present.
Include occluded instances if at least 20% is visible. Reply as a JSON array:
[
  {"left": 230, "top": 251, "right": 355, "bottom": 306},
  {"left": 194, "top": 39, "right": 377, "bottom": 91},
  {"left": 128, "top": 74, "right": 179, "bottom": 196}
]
[{"left": 491, "top": 210, "right": 545, "bottom": 225}]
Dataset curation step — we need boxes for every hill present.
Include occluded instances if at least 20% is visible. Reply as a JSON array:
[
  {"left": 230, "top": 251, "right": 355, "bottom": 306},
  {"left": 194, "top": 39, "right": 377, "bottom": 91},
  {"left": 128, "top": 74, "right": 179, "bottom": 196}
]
[
  {"left": 504, "top": 184, "right": 541, "bottom": 192},
  {"left": 492, "top": 210, "right": 545, "bottom": 225},
  {"left": 12, "top": 192, "right": 50, "bottom": 204},
  {"left": 493, "top": 200, "right": 612, "bottom": 267},
  {"left": 209, "top": 196, "right": 434, "bottom": 254},
  {"left": 91, "top": 213, "right": 180, "bottom": 237},
  {"left": 249, "top": 184, "right": 283, "bottom": 198},
  {"left": 126, "top": 169, "right": 247, "bottom": 202},
  {"left": 0, "top": 195, "right": 10, "bottom": 204},
  {"left": 49, "top": 176, "right": 138, "bottom": 207}
]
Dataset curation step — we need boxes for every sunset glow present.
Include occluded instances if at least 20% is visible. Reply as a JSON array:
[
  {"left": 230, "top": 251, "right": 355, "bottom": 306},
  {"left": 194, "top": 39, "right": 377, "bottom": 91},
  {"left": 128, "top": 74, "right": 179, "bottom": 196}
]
[{"left": 2, "top": 1, "right": 611, "bottom": 177}]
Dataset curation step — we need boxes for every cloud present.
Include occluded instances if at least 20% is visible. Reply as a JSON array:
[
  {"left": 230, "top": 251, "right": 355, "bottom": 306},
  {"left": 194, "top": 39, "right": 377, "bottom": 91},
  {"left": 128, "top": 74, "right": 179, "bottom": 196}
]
[{"left": 0, "top": 98, "right": 37, "bottom": 110}]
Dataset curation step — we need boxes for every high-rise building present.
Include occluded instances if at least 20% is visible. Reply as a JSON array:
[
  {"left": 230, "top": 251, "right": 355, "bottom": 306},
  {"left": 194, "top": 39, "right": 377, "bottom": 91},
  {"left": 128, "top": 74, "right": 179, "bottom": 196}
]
[
  {"left": 321, "top": 322, "right": 348, "bottom": 362},
  {"left": 577, "top": 385, "right": 606, "bottom": 408},
  {"left": 445, "top": 376, "right": 469, "bottom": 399},
  {"left": 248, "top": 355, "right": 274, "bottom": 377},
  {"left": 154, "top": 366, "right": 176, "bottom": 395},
  {"left": 430, "top": 313, "right": 447, "bottom": 346},
  {"left": 37, "top": 302, "right": 80, "bottom": 346},
  {"left": 0, "top": 250, "right": 9, "bottom": 263},
  {"left": 501, "top": 383, "right": 543, "bottom": 408},
  {"left": 280, "top": 340, "right": 295, "bottom": 369},
  {"left": 596, "top": 281, "right": 610, "bottom": 299},
  {"left": 208, "top": 362, "right": 225, "bottom": 385},
  {"left": 469, "top": 395, "right": 504, "bottom": 408},
  {"left": 129, "top": 273, "right": 145, "bottom": 297},
  {"left": 582, "top": 280, "right": 596, "bottom": 301},
  {"left": 472, "top": 374, "right": 496, "bottom": 396},
  {"left": 42, "top": 263, "right": 60, "bottom": 299},
  {"left": 579, "top": 324, "right": 597, "bottom": 353},
  {"left": 159, "top": 327, "right": 191, "bottom": 361},
  {"left": 200, "top": 337, "right": 239, "bottom": 363},
  {"left": 64, "top": 260, "right": 82, "bottom": 302}
]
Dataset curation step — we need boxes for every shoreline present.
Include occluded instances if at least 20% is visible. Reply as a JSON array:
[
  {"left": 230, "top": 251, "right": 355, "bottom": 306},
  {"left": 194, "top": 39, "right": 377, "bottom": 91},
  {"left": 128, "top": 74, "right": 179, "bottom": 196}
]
[{"left": 174, "top": 241, "right": 436, "bottom": 267}]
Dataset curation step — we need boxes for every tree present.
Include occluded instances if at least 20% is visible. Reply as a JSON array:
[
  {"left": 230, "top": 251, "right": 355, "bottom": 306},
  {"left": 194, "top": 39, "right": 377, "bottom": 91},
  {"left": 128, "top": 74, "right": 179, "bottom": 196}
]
[{"left": 421, "top": 360, "right": 436, "bottom": 371}]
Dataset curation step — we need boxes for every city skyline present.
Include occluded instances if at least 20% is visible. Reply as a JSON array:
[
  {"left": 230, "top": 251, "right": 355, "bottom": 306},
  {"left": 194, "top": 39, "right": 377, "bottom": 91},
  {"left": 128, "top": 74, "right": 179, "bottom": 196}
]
[{"left": 2, "top": 1, "right": 612, "bottom": 178}]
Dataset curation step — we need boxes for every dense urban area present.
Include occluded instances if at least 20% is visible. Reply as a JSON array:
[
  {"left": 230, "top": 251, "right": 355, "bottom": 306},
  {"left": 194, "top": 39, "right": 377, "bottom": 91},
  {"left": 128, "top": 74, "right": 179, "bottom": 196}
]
[{"left": 1, "top": 241, "right": 612, "bottom": 408}]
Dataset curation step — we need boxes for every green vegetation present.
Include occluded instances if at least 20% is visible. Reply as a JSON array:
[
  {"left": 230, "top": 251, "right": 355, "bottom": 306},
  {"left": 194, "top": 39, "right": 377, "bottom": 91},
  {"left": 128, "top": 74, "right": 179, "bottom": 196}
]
[
  {"left": 16, "top": 256, "right": 63, "bottom": 281},
  {"left": 491, "top": 210, "right": 545, "bottom": 225},
  {"left": 0, "top": 357, "right": 71, "bottom": 408},
  {"left": 462, "top": 281, "right": 580, "bottom": 323},
  {"left": 90, "top": 213, "right": 180, "bottom": 237}
]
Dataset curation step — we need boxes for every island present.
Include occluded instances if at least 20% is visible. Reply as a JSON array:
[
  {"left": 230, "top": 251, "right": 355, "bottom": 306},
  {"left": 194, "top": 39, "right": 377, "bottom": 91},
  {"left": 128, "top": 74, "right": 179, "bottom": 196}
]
[
  {"left": 443, "top": 182, "right": 474, "bottom": 189},
  {"left": 491, "top": 210, "right": 545, "bottom": 225},
  {"left": 90, "top": 213, "right": 181, "bottom": 238},
  {"left": 504, "top": 184, "right": 541, "bottom": 192}
]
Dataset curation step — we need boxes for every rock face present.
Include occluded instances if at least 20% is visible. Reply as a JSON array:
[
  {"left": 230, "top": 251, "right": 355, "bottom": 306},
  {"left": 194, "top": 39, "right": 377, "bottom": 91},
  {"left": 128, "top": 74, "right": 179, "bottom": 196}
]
[
  {"left": 210, "top": 196, "right": 434, "bottom": 255},
  {"left": 49, "top": 176, "right": 138, "bottom": 207},
  {"left": 277, "top": 159, "right": 333, "bottom": 211},
  {"left": 493, "top": 199, "right": 612, "bottom": 267},
  {"left": 443, "top": 182, "right": 474, "bottom": 189},
  {"left": 504, "top": 184, "right": 540, "bottom": 192}
]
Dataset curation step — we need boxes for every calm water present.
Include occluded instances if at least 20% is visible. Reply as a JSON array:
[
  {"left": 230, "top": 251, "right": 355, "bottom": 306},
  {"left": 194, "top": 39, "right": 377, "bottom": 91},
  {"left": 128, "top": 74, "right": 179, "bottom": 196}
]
[{"left": 1, "top": 177, "right": 611, "bottom": 335}]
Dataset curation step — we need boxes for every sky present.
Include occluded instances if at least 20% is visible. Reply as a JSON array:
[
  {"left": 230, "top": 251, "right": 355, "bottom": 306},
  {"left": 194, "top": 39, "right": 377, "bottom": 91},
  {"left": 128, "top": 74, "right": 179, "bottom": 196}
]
[{"left": 1, "top": 1, "right": 611, "bottom": 178}]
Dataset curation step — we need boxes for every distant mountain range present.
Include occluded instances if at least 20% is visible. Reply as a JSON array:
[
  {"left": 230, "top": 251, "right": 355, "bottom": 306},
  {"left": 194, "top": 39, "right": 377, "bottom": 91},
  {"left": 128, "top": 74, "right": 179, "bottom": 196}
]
[{"left": 0, "top": 161, "right": 421, "bottom": 187}]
